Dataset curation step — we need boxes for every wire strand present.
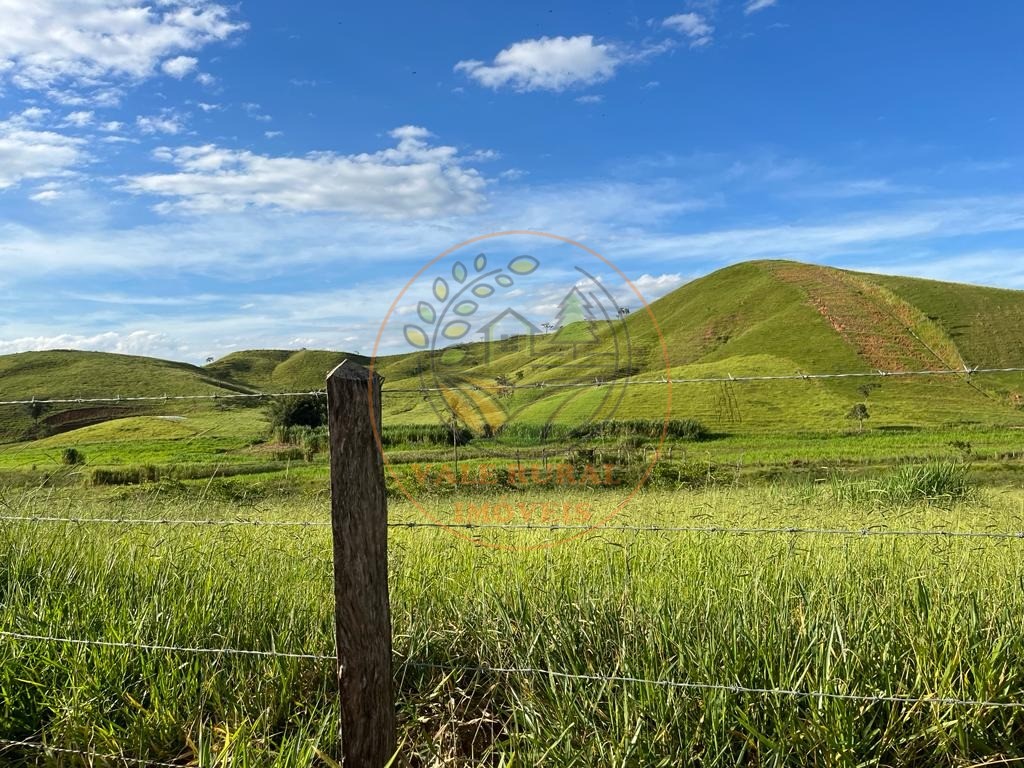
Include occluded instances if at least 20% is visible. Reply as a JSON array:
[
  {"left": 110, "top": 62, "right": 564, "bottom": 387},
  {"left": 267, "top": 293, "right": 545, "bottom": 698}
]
[
  {"left": 4, "top": 632, "right": 1019, "bottom": 711},
  {"left": 0, "top": 630, "right": 333, "bottom": 660},
  {"left": 3, "top": 513, "right": 1024, "bottom": 541},
  {"left": 426, "top": 663, "right": 1024, "bottom": 709},
  {"left": 1, "top": 365, "right": 1022, "bottom": 406},
  {"left": 378, "top": 365, "right": 1024, "bottom": 394},
  {"left": 0, "top": 390, "right": 326, "bottom": 406},
  {"left": 0, "top": 737, "right": 187, "bottom": 767}
]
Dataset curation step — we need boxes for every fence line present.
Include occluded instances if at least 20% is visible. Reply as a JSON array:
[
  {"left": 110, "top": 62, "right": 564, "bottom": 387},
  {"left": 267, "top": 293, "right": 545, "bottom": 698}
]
[
  {"left": 0, "top": 630, "right": 332, "bottom": 660},
  {"left": 3, "top": 630, "right": 1022, "bottom": 711},
  {"left": 0, "top": 738, "right": 185, "bottom": 768},
  {"left": 0, "top": 390, "right": 326, "bottom": 407},
  {"left": 1, "top": 364, "right": 1023, "bottom": 407},
  {"left": 438, "top": 665, "right": 1024, "bottom": 709},
  {"left": 379, "top": 365, "right": 1024, "bottom": 394},
  {"left": 3, "top": 513, "right": 1024, "bottom": 541}
]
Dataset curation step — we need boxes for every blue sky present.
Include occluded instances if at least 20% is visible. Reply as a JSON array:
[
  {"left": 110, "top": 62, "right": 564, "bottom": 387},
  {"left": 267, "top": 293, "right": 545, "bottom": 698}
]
[{"left": 1, "top": 0, "right": 1022, "bottom": 363}]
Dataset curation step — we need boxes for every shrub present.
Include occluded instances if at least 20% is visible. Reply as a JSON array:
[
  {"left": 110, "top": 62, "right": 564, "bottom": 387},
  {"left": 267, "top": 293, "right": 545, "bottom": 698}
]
[
  {"left": 266, "top": 395, "right": 327, "bottom": 430},
  {"left": 61, "top": 447, "right": 85, "bottom": 466}
]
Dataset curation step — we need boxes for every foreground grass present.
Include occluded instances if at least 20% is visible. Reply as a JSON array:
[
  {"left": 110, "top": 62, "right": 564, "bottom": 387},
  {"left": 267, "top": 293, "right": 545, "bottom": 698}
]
[{"left": 2, "top": 483, "right": 1024, "bottom": 765}]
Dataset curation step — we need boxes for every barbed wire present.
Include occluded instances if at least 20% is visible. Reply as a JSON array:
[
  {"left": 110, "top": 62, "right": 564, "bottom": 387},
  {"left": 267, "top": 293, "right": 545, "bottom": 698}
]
[
  {"left": 1, "top": 365, "right": 1022, "bottom": 407},
  {"left": 0, "top": 389, "right": 325, "bottom": 407},
  {"left": 379, "top": 365, "right": 1024, "bottom": 394},
  {"left": 0, "top": 514, "right": 331, "bottom": 528},
  {"left": 0, "top": 738, "right": 186, "bottom": 768},
  {"left": 441, "top": 664, "right": 1024, "bottom": 709},
  {"left": 4, "top": 630, "right": 1021, "bottom": 711},
  {"left": 2, "top": 513, "right": 1024, "bottom": 541},
  {"left": 0, "top": 630, "right": 333, "bottom": 660}
]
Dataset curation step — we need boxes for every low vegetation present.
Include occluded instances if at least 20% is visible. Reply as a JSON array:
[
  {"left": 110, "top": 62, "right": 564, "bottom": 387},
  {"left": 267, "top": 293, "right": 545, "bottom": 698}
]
[{"left": 1, "top": 483, "right": 1022, "bottom": 765}]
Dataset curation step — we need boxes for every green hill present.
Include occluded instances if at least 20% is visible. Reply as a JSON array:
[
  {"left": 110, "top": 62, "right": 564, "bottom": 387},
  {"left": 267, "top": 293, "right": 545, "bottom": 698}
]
[
  {"left": 365, "top": 259, "right": 1024, "bottom": 432},
  {"left": 3, "top": 260, "right": 1024, "bottom": 445},
  {"left": 205, "top": 349, "right": 371, "bottom": 391},
  {"left": 0, "top": 350, "right": 249, "bottom": 441}
]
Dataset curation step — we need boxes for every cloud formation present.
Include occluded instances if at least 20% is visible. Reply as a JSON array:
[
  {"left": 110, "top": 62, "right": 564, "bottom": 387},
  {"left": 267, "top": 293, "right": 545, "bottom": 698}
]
[
  {"left": 0, "top": 112, "right": 86, "bottom": 189},
  {"left": 123, "top": 126, "right": 489, "bottom": 217},
  {"left": 663, "top": 13, "right": 714, "bottom": 47},
  {"left": 744, "top": 0, "right": 779, "bottom": 14},
  {"left": 0, "top": 0, "right": 244, "bottom": 96},
  {"left": 455, "top": 35, "right": 623, "bottom": 92},
  {"left": 161, "top": 55, "right": 198, "bottom": 79}
]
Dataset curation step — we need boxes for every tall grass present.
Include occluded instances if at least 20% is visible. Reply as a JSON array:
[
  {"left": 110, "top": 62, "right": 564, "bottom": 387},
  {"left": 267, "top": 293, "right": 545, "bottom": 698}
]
[
  {"left": 830, "top": 461, "right": 974, "bottom": 506},
  {"left": 1, "top": 483, "right": 1023, "bottom": 765}
]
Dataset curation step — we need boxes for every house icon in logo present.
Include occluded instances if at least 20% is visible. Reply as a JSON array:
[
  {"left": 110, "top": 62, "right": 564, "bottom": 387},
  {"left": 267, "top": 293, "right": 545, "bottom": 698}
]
[{"left": 477, "top": 308, "right": 542, "bottom": 361}]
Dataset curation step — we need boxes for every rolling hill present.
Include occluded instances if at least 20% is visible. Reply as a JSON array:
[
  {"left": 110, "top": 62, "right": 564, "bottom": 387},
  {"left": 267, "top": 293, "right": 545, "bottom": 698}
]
[{"left": 2, "top": 260, "right": 1024, "bottom": 443}]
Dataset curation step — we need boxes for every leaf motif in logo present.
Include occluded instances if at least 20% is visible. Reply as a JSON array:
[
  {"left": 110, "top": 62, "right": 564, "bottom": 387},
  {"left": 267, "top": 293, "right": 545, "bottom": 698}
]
[
  {"left": 452, "top": 262, "right": 468, "bottom": 283},
  {"left": 404, "top": 325, "right": 428, "bottom": 349},
  {"left": 496, "top": 275, "right": 514, "bottom": 288},
  {"left": 472, "top": 284, "right": 494, "bottom": 298},
  {"left": 454, "top": 301, "right": 478, "bottom": 316},
  {"left": 417, "top": 302, "right": 436, "bottom": 324},
  {"left": 433, "top": 278, "right": 449, "bottom": 302},
  {"left": 442, "top": 320, "right": 470, "bottom": 340},
  {"left": 474, "top": 254, "right": 487, "bottom": 271},
  {"left": 508, "top": 255, "right": 539, "bottom": 275}
]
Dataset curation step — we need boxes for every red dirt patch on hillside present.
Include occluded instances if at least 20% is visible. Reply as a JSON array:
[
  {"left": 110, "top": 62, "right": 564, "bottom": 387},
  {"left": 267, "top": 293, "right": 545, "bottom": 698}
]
[{"left": 768, "top": 264, "right": 948, "bottom": 371}]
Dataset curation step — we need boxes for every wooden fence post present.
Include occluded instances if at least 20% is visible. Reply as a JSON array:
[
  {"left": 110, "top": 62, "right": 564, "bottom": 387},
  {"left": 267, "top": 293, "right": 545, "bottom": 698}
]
[{"left": 327, "top": 361, "right": 396, "bottom": 767}]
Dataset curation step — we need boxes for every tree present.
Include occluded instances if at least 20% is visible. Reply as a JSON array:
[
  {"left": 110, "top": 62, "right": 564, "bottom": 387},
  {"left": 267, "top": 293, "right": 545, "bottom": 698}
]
[
  {"left": 25, "top": 400, "right": 47, "bottom": 425},
  {"left": 857, "top": 382, "right": 881, "bottom": 401},
  {"left": 846, "top": 403, "right": 870, "bottom": 432}
]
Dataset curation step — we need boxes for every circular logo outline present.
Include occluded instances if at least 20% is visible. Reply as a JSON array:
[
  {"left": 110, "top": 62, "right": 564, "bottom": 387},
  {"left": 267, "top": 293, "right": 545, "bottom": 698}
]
[{"left": 368, "top": 230, "right": 673, "bottom": 550}]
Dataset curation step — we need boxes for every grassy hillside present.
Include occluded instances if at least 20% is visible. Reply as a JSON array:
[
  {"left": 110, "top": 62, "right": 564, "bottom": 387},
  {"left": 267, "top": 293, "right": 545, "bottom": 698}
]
[
  {"left": 3, "top": 260, "right": 1024, "bottom": 447},
  {"left": 204, "top": 349, "right": 370, "bottom": 391},
  {"left": 0, "top": 350, "right": 248, "bottom": 442},
  {"left": 869, "top": 272, "right": 1024, "bottom": 368},
  {"left": 372, "top": 259, "right": 1024, "bottom": 432}
]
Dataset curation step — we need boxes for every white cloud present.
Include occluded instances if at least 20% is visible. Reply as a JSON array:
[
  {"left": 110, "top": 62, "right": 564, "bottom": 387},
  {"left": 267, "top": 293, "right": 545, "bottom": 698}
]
[
  {"left": 745, "top": 0, "right": 778, "bottom": 14},
  {"left": 64, "top": 110, "right": 94, "bottom": 127},
  {"left": 29, "top": 181, "right": 66, "bottom": 203},
  {"left": 161, "top": 55, "right": 198, "bottom": 79},
  {"left": 100, "top": 120, "right": 123, "bottom": 132},
  {"left": 0, "top": 0, "right": 245, "bottom": 95},
  {"left": 624, "top": 273, "right": 686, "bottom": 303},
  {"left": 123, "top": 126, "right": 489, "bottom": 217},
  {"left": 575, "top": 94, "right": 603, "bottom": 104},
  {"left": 0, "top": 114, "right": 86, "bottom": 189},
  {"left": 19, "top": 107, "right": 49, "bottom": 122},
  {"left": 196, "top": 102, "right": 220, "bottom": 112},
  {"left": 264, "top": 130, "right": 283, "bottom": 139},
  {"left": 195, "top": 72, "right": 216, "bottom": 87},
  {"left": 663, "top": 13, "right": 714, "bottom": 47},
  {"left": 242, "top": 102, "right": 271, "bottom": 122},
  {"left": 0, "top": 330, "right": 184, "bottom": 357},
  {"left": 456, "top": 35, "right": 623, "bottom": 92},
  {"left": 137, "top": 112, "right": 186, "bottom": 135}
]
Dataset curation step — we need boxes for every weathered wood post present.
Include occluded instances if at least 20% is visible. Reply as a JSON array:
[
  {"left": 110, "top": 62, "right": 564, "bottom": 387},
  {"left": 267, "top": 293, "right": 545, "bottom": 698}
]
[{"left": 327, "top": 361, "right": 396, "bottom": 766}]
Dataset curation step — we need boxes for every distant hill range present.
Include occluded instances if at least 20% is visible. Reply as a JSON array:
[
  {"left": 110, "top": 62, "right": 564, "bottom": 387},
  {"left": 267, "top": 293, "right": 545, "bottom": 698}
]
[{"left": 4, "top": 259, "right": 1024, "bottom": 441}]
